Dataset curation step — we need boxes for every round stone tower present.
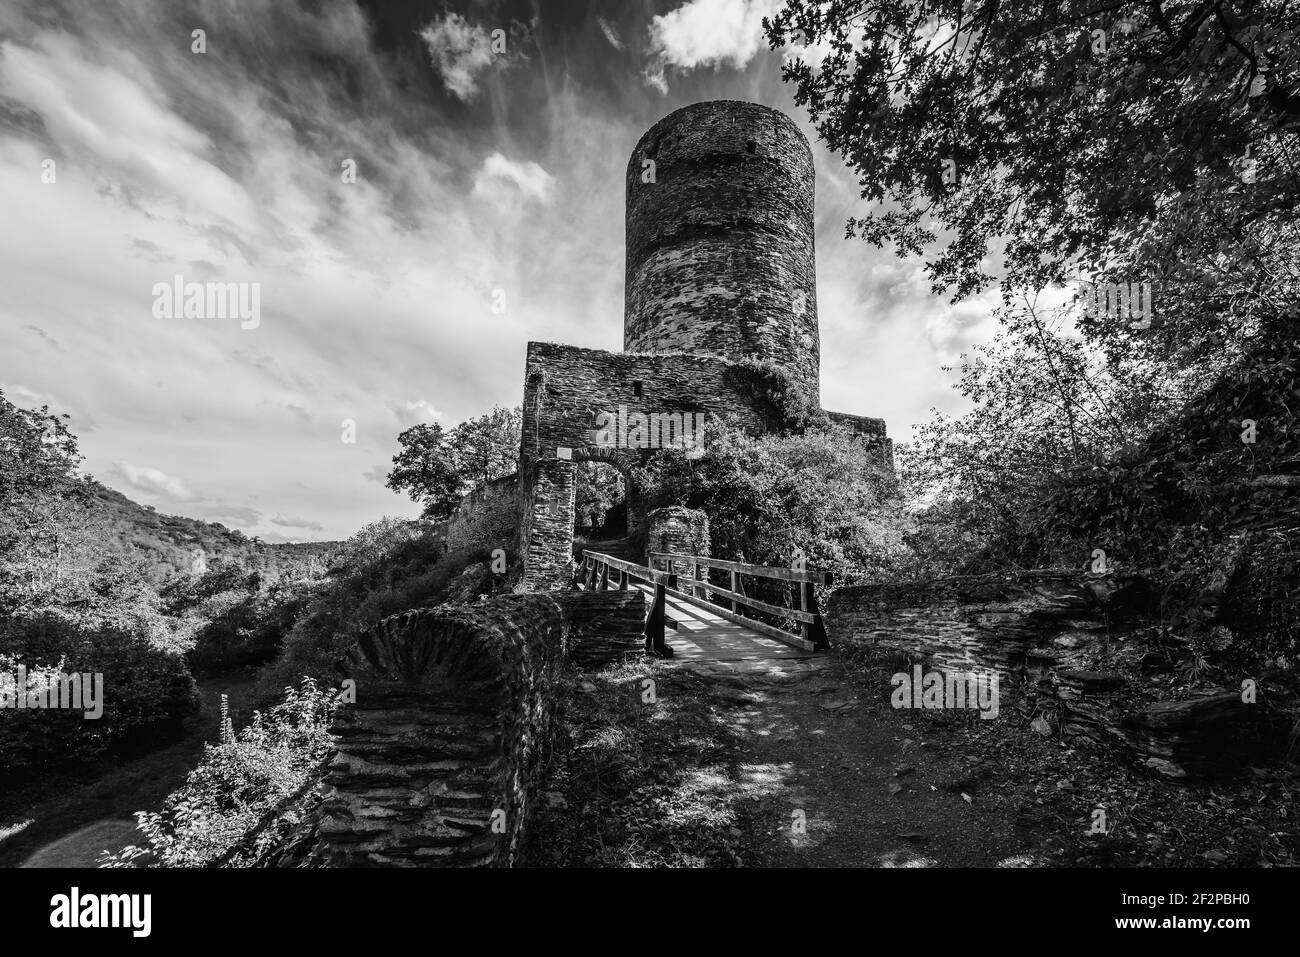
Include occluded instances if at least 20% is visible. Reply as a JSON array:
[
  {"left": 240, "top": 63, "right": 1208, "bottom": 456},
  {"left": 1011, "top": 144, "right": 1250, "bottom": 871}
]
[{"left": 624, "top": 100, "right": 820, "bottom": 398}]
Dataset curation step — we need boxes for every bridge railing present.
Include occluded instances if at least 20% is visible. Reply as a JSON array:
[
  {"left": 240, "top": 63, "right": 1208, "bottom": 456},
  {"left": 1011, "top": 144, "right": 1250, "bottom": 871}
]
[
  {"left": 649, "top": 552, "right": 831, "bottom": 652},
  {"left": 578, "top": 549, "right": 832, "bottom": 656}
]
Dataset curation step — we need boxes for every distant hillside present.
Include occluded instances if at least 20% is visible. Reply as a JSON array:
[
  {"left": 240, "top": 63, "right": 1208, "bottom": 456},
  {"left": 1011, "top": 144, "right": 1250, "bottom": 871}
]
[{"left": 83, "top": 481, "right": 341, "bottom": 585}]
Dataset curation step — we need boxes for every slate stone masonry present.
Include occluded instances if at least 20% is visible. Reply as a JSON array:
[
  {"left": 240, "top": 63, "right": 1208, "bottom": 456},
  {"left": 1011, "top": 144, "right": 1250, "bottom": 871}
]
[
  {"left": 446, "top": 472, "right": 518, "bottom": 553},
  {"left": 518, "top": 342, "right": 775, "bottom": 588},
  {"left": 625, "top": 101, "right": 820, "bottom": 396},
  {"left": 290, "top": 592, "right": 648, "bottom": 867},
  {"left": 826, "top": 572, "right": 1287, "bottom": 778}
]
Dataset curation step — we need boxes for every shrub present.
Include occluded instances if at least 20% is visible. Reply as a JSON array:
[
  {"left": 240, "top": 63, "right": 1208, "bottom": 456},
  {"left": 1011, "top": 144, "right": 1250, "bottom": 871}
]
[
  {"left": 0, "top": 611, "right": 198, "bottom": 775},
  {"left": 258, "top": 519, "right": 500, "bottom": 693},
  {"left": 182, "top": 580, "right": 316, "bottom": 674},
  {"left": 633, "top": 419, "right": 906, "bottom": 579},
  {"left": 101, "top": 678, "right": 341, "bottom": 868}
]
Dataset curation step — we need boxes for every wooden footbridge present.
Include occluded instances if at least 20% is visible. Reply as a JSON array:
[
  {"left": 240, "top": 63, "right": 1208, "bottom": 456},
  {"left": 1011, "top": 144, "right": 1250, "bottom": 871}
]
[{"left": 578, "top": 550, "right": 832, "bottom": 665}]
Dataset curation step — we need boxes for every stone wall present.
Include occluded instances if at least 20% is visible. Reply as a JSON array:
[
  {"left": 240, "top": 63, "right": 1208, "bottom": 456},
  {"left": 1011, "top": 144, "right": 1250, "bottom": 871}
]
[
  {"left": 446, "top": 472, "right": 518, "bottom": 554},
  {"left": 826, "top": 570, "right": 1144, "bottom": 683},
  {"left": 518, "top": 341, "right": 777, "bottom": 589},
  {"left": 625, "top": 101, "right": 820, "bottom": 397},
  {"left": 314, "top": 595, "right": 568, "bottom": 866},
  {"left": 826, "top": 410, "right": 894, "bottom": 466},
  {"left": 279, "top": 590, "right": 650, "bottom": 867},
  {"left": 643, "top": 506, "right": 710, "bottom": 575},
  {"left": 427, "top": 518, "right": 451, "bottom": 554},
  {"left": 827, "top": 571, "right": 1286, "bottom": 778},
  {"left": 560, "top": 590, "right": 647, "bottom": 669}
]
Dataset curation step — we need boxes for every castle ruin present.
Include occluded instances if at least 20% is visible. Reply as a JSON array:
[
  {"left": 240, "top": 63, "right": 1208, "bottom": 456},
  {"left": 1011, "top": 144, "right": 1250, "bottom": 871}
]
[{"left": 514, "top": 100, "right": 889, "bottom": 587}]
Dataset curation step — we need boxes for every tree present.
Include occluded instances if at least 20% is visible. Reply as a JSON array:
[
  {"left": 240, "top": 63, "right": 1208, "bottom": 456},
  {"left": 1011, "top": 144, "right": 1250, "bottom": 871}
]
[
  {"left": 386, "top": 422, "right": 461, "bottom": 520},
  {"left": 0, "top": 391, "right": 90, "bottom": 597},
  {"left": 0, "top": 389, "right": 82, "bottom": 503},
  {"left": 386, "top": 406, "right": 522, "bottom": 520},
  {"left": 444, "top": 405, "right": 522, "bottom": 489},
  {"left": 898, "top": 297, "right": 1183, "bottom": 569},
  {"left": 766, "top": 1, "right": 1299, "bottom": 372}
]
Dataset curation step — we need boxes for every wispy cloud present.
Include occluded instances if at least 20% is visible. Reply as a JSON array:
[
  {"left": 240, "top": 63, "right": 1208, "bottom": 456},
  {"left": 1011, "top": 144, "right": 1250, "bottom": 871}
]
[
  {"left": 109, "top": 461, "right": 198, "bottom": 502},
  {"left": 271, "top": 513, "right": 325, "bottom": 532},
  {"left": 23, "top": 325, "right": 63, "bottom": 351},
  {"left": 597, "top": 17, "right": 625, "bottom": 52},
  {"left": 196, "top": 504, "right": 263, "bottom": 528}
]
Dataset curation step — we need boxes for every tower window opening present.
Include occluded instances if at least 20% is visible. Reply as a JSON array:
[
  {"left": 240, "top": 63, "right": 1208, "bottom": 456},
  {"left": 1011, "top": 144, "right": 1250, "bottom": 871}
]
[
  {"left": 633, "top": 381, "right": 643, "bottom": 397},
  {"left": 745, "top": 140, "right": 757, "bottom": 154}
]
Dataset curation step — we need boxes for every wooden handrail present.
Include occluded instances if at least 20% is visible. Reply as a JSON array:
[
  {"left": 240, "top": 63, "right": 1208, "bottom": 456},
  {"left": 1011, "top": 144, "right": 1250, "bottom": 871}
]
[
  {"left": 649, "top": 551, "right": 833, "bottom": 586},
  {"left": 659, "top": 582, "right": 817, "bottom": 650},
  {"left": 688, "top": 579, "right": 817, "bottom": 623},
  {"left": 583, "top": 551, "right": 666, "bottom": 583}
]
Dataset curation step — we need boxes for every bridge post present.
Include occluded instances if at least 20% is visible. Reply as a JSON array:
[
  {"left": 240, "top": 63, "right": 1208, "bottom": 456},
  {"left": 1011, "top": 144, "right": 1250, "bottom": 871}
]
[
  {"left": 728, "top": 572, "right": 748, "bottom": 616},
  {"left": 598, "top": 562, "right": 610, "bottom": 591},
  {"left": 643, "top": 582, "right": 673, "bottom": 657},
  {"left": 618, "top": 569, "right": 628, "bottom": 591},
  {"left": 801, "top": 581, "right": 829, "bottom": 650},
  {"left": 799, "top": 580, "right": 808, "bottom": 641}
]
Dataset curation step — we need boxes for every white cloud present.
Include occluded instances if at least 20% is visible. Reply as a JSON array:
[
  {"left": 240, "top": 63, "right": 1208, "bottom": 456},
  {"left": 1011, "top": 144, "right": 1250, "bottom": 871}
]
[
  {"left": 271, "top": 513, "right": 325, "bottom": 531},
  {"left": 645, "top": 0, "right": 782, "bottom": 92},
  {"left": 381, "top": 399, "right": 447, "bottom": 431},
  {"left": 1, "top": 382, "right": 96, "bottom": 432},
  {"left": 418, "top": 13, "right": 499, "bottom": 101},
  {"left": 109, "top": 461, "right": 198, "bottom": 502},
  {"left": 195, "top": 504, "right": 263, "bottom": 528},
  {"left": 471, "top": 152, "right": 555, "bottom": 208},
  {"left": 404, "top": 399, "right": 444, "bottom": 420},
  {"left": 3, "top": 383, "right": 60, "bottom": 411}
]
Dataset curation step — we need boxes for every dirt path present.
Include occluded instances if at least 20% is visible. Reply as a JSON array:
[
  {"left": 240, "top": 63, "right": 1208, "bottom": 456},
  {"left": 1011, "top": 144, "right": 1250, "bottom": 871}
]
[
  {"left": 692, "top": 658, "right": 1046, "bottom": 866},
  {"left": 533, "top": 643, "right": 1073, "bottom": 867},
  {"left": 0, "top": 674, "right": 260, "bottom": 868}
]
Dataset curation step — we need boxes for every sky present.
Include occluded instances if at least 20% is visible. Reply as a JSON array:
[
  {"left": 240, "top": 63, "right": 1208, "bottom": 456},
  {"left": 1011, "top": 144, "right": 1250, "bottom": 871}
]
[{"left": 0, "top": 0, "right": 1006, "bottom": 543}]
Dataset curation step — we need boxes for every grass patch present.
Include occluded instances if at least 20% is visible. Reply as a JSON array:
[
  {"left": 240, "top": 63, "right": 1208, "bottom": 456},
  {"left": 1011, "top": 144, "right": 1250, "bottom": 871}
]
[{"left": 527, "top": 660, "right": 771, "bottom": 867}]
